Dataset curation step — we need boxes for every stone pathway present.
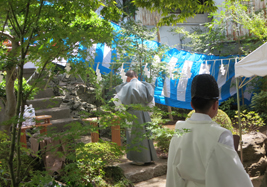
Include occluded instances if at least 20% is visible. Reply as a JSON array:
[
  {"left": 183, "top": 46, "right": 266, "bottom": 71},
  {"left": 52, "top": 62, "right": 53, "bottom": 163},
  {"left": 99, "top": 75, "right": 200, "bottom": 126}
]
[
  {"left": 134, "top": 175, "right": 263, "bottom": 187},
  {"left": 134, "top": 175, "right": 166, "bottom": 187},
  {"left": 115, "top": 155, "right": 167, "bottom": 184}
]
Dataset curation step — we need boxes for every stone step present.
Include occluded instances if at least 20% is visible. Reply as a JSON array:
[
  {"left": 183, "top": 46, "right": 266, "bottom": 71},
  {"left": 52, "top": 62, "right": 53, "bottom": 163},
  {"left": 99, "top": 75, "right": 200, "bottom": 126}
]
[
  {"left": 27, "top": 96, "right": 63, "bottom": 110},
  {"left": 117, "top": 158, "right": 167, "bottom": 184},
  {"left": 48, "top": 118, "right": 80, "bottom": 132},
  {"left": 34, "top": 88, "right": 54, "bottom": 99},
  {"left": 35, "top": 107, "right": 71, "bottom": 120}
]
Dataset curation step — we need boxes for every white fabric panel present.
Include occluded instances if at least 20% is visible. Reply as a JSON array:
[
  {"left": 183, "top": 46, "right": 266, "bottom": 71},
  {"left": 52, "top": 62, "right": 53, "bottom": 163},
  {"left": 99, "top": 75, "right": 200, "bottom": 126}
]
[
  {"left": 161, "top": 77, "right": 171, "bottom": 98},
  {"left": 217, "top": 64, "right": 228, "bottom": 100},
  {"left": 235, "top": 42, "right": 267, "bottom": 77},
  {"left": 72, "top": 42, "right": 79, "bottom": 56},
  {"left": 198, "top": 63, "right": 211, "bottom": 75},
  {"left": 161, "top": 57, "right": 177, "bottom": 98},
  {"left": 52, "top": 58, "right": 67, "bottom": 67},
  {"left": 102, "top": 44, "right": 112, "bottom": 68},
  {"left": 177, "top": 60, "right": 193, "bottom": 101},
  {"left": 217, "top": 64, "right": 228, "bottom": 88},
  {"left": 230, "top": 77, "right": 237, "bottom": 96},
  {"left": 86, "top": 44, "right": 97, "bottom": 62}
]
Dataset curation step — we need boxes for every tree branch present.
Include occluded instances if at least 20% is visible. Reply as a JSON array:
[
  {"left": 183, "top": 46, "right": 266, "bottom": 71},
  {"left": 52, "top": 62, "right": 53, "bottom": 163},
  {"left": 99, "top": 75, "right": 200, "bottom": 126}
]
[
  {"left": 24, "top": 0, "right": 43, "bottom": 57},
  {"left": 22, "top": 0, "right": 31, "bottom": 33},
  {"left": 0, "top": 31, "right": 15, "bottom": 42},
  {"left": 8, "top": 16, "right": 20, "bottom": 37},
  {"left": 1, "top": 14, "right": 9, "bottom": 38},
  {"left": 8, "top": 1, "right": 22, "bottom": 34},
  {"left": 36, "top": 0, "right": 44, "bottom": 23}
]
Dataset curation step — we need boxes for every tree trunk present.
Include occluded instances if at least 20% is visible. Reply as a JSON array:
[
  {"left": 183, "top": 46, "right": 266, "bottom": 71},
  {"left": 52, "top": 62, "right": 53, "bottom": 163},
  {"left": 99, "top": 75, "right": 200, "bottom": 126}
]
[{"left": 1, "top": 66, "right": 17, "bottom": 134}]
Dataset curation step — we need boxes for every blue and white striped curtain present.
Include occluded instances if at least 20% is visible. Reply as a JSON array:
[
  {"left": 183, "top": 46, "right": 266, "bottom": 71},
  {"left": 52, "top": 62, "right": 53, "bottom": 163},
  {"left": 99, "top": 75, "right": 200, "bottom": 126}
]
[{"left": 75, "top": 21, "right": 254, "bottom": 109}]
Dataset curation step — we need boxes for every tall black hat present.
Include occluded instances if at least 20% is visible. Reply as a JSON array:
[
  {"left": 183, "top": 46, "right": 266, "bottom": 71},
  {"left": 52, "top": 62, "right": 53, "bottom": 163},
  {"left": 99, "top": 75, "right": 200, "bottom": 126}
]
[{"left": 191, "top": 74, "right": 219, "bottom": 100}]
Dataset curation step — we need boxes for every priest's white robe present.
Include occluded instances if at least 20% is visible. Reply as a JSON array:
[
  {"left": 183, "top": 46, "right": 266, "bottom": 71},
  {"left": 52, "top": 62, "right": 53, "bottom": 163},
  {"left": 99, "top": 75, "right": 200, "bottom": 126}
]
[{"left": 166, "top": 113, "right": 253, "bottom": 187}]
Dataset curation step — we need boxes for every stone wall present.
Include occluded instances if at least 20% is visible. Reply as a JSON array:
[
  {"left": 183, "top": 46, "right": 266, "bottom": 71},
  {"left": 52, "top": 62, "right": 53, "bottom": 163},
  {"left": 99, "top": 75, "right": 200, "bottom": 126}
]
[{"left": 51, "top": 74, "right": 99, "bottom": 118}]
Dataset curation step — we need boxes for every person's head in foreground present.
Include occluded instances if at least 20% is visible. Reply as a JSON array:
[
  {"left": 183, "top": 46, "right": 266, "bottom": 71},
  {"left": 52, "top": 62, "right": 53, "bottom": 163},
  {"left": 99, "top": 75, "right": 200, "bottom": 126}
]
[
  {"left": 191, "top": 74, "right": 219, "bottom": 118},
  {"left": 126, "top": 70, "right": 138, "bottom": 82}
]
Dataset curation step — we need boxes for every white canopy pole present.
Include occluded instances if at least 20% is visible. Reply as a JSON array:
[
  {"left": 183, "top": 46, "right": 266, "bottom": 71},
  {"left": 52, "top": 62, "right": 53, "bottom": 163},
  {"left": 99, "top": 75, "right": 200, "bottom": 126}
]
[{"left": 235, "top": 60, "right": 243, "bottom": 163}]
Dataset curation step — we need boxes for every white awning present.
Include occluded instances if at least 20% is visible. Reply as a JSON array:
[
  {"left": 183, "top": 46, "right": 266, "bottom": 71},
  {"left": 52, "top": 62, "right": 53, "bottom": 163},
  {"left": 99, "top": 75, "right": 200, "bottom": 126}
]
[{"left": 235, "top": 42, "right": 267, "bottom": 78}]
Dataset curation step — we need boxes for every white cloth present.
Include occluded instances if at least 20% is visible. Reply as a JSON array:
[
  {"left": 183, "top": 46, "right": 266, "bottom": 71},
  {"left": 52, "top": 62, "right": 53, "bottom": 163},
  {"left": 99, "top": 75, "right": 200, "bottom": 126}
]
[
  {"left": 166, "top": 113, "right": 253, "bottom": 187},
  {"left": 189, "top": 113, "right": 234, "bottom": 148}
]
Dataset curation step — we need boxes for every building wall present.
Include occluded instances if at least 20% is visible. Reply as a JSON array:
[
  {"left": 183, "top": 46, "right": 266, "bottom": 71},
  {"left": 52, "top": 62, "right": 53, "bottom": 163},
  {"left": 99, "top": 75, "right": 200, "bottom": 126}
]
[
  {"left": 135, "top": 0, "right": 267, "bottom": 49},
  {"left": 136, "top": 7, "right": 211, "bottom": 50}
]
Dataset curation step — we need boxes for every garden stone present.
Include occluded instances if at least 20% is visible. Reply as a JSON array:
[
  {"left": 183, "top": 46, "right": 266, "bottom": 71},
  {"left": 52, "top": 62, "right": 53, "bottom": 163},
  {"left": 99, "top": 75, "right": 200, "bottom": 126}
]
[
  {"left": 62, "top": 76, "right": 68, "bottom": 82},
  {"left": 88, "top": 104, "right": 96, "bottom": 109},
  {"left": 242, "top": 132, "right": 267, "bottom": 162},
  {"left": 118, "top": 158, "right": 167, "bottom": 183},
  {"left": 76, "top": 85, "right": 96, "bottom": 103},
  {"left": 260, "top": 168, "right": 267, "bottom": 187},
  {"left": 79, "top": 106, "right": 86, "bottom": 111},
  {"left": 242, "top": 132, "right": 267, "bottom": 177},
  {"left": 72, "top": 101, "right": 81, "bottom": 110},
  {"left": 71, "top": 111, "right": 80, "bottom": 118},
  {"left": 70, "top": 89, "right": 77, "bottom": 96},
  {"left": 48, "top": 73, "right": 99, "bottom": 120},
  {"left": 87, "top": 87, "right": 95, "bottom": 92},
  {"left": 246, "top": 157, "right": 267, "bottom": 177},
  {"left": 62, "top": 94, "right": 71, "bottom": 102}
]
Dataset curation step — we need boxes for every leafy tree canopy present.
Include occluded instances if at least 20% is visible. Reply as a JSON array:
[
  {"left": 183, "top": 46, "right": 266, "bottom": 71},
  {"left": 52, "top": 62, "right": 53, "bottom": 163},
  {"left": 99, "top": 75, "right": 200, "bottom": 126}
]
[
  {"left": 0, "top": 1, "right": 122, "bottom": 186},
  {"left": 0, "top": 0, "right": 122, "bottom": 71},
  {"left": 132, "top": 0, "right": 217, "bottom": 26}
]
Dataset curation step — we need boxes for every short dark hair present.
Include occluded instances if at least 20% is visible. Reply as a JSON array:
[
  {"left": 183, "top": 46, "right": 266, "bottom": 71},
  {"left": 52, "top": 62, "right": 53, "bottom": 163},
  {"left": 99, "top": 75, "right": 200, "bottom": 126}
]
[
  {"left": 191, "top": 74, "right": 219, "bottom": 113},
  {"left": 126, "top": 70, "right": 137, "bottom": 78},
  {"left": 191, "top": 97, "right": 217, "bottom": 113}
]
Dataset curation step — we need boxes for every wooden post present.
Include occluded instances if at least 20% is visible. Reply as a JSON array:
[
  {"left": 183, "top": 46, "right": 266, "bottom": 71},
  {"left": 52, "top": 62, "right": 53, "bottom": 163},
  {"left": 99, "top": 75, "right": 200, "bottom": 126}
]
[
  {"left": 82, "top": 117, "right": 99, "bottom": 143},
  {"left": 20, "top": 129, "right": 27, "bottom": 148},
  {"left": 36, "top": 115, "right": 52, "bottom": 135},
  {"left": 20, "top": 115, "right": 52, "bottom": 148},
  {"left": 167, "top": 106, "right": 174, "bottom": 121},
  {"left": 111, "top": 117, "right": 121, "bottom": 146}
]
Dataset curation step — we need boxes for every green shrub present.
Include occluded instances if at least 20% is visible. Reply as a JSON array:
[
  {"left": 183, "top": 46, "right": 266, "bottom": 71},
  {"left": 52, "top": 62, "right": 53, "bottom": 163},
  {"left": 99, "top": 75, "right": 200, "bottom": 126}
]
[
  {"left": 153, "top": 127, "right": 175, "bottom": 153},
  {"left": 103, "top": 166, "right": 133, "bottom": 187},
  {"left": 148, "top": 107, "right": 189, "bottom": 157},
  {"left": 62, "top": 140, "right": 124, "bottom": 186},
  {"left": 219, "top": 97, "right": 236, "bottom": 119},
  {"left": 187, "top": 109, "right": 235, "bottom": 134},
  {"left": 251, "top": 91, "right": 267, "bottom": 122},
  {"left": 233, "top": 110, "right": 265, "bottom": 133}
]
